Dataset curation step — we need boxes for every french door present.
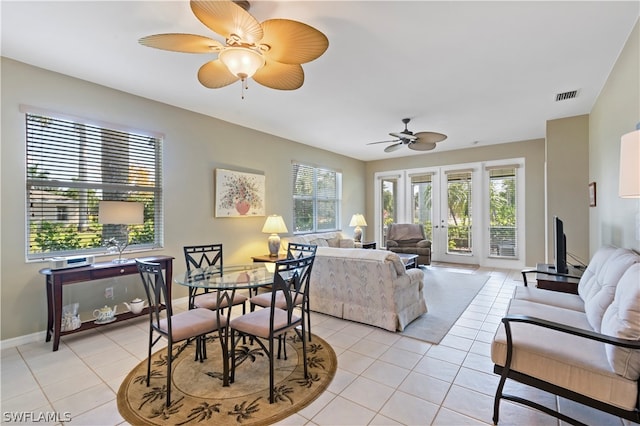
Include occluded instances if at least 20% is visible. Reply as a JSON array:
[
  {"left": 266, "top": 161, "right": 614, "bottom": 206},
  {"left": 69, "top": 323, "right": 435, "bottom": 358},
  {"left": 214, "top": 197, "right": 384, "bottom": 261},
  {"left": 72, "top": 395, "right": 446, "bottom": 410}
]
[{"left": 375, "top": 159, "right": 524, "bottom": 267}]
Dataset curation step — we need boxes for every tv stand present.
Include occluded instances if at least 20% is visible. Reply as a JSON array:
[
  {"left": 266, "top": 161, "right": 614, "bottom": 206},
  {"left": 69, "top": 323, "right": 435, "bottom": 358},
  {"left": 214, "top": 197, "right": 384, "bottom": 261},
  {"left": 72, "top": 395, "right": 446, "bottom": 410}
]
[{"left": 521, "top": 263, "right": 584, "bottom": 294}]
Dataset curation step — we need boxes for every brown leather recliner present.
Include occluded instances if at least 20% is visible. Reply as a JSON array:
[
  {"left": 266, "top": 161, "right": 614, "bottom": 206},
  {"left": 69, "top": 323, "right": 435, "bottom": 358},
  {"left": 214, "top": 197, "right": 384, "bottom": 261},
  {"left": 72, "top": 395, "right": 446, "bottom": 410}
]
[{"left": 385, "top": 223, "right": 432, "bottom": 266}]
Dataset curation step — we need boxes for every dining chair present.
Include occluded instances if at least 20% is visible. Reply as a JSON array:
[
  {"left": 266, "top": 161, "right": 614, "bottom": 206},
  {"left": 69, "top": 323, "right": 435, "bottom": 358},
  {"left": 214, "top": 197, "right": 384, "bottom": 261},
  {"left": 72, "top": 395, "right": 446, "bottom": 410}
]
[
  {"left": 229, "top": 254, "right": 314, "bottom": 403},
  {"left": 249, "top": 242, "right": 317, "bottom": 341},
  {"left": 184, "top": 243, "right": 247, "bottom": 315},
  {"left": 136, "top": 259, "right": 228, "bottom": 406}
]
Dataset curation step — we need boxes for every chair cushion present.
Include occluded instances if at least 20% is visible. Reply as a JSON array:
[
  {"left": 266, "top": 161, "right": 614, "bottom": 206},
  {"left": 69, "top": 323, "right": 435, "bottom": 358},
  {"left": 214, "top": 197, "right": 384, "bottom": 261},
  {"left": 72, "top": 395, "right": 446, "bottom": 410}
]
[
  {"left": 579, "top": 247, "right": 639, "bottom": 332},
  {"left": 387, "top": 224, "right": 425, "bottom": 241},
  {"left": 159, "top": 308, "right": 225, "bottom": 342},
  {"left": 250, "top": 291, "right": 304, "bottom": 309},
  {"left": 601, "top": 263, "right": 640, "bottom": 380},
  {"left": 230, "top": 308, "right": 301, "bottom": 339},
  {"left": 492, "top": 298, "right": 638, "bottom": 410},
  {"left": 193, "top": 292, "right": 247, "bottom": 310}
]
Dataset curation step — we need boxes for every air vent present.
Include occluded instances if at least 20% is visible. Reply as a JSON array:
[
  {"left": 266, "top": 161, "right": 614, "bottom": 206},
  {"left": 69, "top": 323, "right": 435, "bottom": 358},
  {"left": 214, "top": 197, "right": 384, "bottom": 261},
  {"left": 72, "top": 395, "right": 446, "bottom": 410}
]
[{"left": 555, "top": 90, "right": 578, "bottom": 102}]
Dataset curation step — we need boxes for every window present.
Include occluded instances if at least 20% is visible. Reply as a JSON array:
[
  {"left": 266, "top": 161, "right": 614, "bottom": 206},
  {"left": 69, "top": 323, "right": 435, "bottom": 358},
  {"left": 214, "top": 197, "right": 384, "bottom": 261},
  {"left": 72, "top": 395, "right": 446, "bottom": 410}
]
[
  {"left": 292, "top": 163, "right": 341, "bottom": 233},
  {"left": 488, "top": 166, "right": 518, "bottom": 258},
  {"left": 26, "top": 112, "right": 163, "bottom": 259},
  {"left": 410, "top": 173, "right": 433, "bottom": 241}
]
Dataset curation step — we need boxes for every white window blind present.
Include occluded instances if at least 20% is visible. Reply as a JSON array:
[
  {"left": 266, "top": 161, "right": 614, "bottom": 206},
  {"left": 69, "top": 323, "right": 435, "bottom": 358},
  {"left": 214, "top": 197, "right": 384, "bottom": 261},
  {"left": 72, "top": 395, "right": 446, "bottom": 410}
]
[
  {"left": 292, "top": 163, "right": 341, "bottom": 233},
  {"left": 26, "top": 112, "right": 163, "bottom": 259}
]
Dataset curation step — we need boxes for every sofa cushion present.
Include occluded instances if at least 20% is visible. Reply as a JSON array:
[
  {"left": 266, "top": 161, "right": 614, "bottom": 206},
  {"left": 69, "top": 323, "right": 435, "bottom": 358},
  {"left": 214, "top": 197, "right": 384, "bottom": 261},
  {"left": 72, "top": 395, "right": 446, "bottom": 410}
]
[
  {"left": 579, "top": 247, "right": 639, "bottom": 332},
  {"left": 601, "top": 263, "right": 640, "bottom": 380},
  {"left": 492, "top": 298, "right": 638, "bottom": 410},
  {"left": 512, "top": 286, "right": 586, "bottom": 312}
]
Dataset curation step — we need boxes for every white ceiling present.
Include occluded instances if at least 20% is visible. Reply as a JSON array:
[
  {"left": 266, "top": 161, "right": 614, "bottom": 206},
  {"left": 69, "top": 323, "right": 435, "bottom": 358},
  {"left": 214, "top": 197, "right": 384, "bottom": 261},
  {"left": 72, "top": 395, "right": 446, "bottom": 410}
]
[{"left": 2, "top": 1, "right": 638, "bottom": 161}]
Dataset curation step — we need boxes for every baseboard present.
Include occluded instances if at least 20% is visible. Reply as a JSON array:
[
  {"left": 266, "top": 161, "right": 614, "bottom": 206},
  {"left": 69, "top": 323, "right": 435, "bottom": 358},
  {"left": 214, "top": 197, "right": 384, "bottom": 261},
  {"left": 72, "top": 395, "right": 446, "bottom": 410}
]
[
  {"left": 0, "top": 296, "right": 190, "bottom": 350},
  {"left": 0, "top": 330, "right": 46, "bottom": 350}
]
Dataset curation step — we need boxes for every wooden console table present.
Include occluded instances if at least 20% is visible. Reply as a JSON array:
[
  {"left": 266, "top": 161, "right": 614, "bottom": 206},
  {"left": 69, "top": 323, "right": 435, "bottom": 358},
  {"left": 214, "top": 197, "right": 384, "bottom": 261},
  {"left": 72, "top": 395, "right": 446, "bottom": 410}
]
[
  {"left": 39, "top": 255, "right": 174, "bottom": 351},
  {"left": 521, "top": 263, "right": 584, "bottom": 294}
]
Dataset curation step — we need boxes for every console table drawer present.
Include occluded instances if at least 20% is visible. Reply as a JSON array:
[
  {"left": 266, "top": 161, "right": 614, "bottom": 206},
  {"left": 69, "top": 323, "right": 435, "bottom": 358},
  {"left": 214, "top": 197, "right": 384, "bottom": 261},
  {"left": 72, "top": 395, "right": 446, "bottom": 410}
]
[{"left": 91, "top": 264, "right": 138, "bottom": 279}]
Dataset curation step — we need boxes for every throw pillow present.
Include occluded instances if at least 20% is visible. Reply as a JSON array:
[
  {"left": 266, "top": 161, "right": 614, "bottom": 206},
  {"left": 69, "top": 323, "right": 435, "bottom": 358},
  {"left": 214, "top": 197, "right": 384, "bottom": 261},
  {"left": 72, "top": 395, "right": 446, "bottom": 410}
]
[
  {"left": 339, "top": 238, "right": 355, "bottom": 248},
  {"left": 326, "top": 238, "right": 340, "bottom": 248},
  {"left": 601, "top": 263, "right": 640, "bottom": 380}
]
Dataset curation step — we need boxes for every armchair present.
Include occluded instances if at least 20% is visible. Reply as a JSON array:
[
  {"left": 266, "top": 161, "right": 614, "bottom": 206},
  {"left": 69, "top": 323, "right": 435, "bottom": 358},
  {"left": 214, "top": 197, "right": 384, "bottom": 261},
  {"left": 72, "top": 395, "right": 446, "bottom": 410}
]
[{"left": 385, "top": 223, "right": 431, "bottom": 266}]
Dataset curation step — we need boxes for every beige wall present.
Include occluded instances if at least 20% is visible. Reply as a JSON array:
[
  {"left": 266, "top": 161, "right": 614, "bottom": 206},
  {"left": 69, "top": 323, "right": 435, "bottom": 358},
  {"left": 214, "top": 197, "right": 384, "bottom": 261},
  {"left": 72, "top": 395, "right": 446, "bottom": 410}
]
[
  {"left": 365, "top": 139, "right": 546, "bottom": 266},
  {"left": 546, "top": 115, "right": 590, "bottom": 264},
  {"left": 589, "top": 20, "right": 640, "bottom": 254},
  {"left": 0, "top": 58, "right": 365, "bottom": 341}
]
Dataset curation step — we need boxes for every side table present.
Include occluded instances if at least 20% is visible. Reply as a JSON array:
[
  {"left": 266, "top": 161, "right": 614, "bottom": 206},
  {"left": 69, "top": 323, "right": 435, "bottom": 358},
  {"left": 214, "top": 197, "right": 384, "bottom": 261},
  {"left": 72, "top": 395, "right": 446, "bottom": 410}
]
[
  {"left": 521, "top": 263, "right": 584, "bottom": 294},
  {"left": 361, "top": 241, "right": 377, "bottom": 249},
  {"left": 251, "top": 254, "right": 288, "bottom": 263}
]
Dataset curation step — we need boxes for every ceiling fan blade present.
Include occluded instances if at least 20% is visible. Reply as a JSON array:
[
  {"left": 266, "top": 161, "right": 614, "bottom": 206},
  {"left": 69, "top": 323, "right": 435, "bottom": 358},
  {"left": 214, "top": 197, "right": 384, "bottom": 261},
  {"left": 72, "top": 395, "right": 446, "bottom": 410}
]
[
  {"left": 414, "top": 132, "right": 447, "bottom": 144},
  {"left": 198, "top": 60, "right": 239, "bottom": 88},
  {"left": 389, "top": 132, "right": 417, "bottom": 141},
  {"left": 384, "top": 143, "right": 404, "bottom": 153},
  {"left": 253, "top": 61, "right": 304, "bottom": 90},
  {"left": 408, "top": 141, "right": 437, "bottom": 151},
  {"left": 190, "top": 0, "right": 263, "bottom": 44},
  {"left": 138, "top": 33, "right": 224, "bottom": 53},
  {"left": 258, "top": 19, "right": 329, "bottom": 65},
  {"left": 367, "top": 139, "right": 400, "bottom": 145}
]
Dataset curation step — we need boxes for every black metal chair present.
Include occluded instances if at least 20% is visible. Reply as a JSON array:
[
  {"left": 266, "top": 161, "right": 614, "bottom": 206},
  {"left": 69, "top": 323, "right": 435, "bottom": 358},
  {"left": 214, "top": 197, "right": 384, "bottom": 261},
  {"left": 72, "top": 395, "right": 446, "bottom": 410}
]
[
  {"left": 249, "top": 242, "right": 317, "bottom": 340},
  {"left": 229, "top": 255, "right": 314, "bottom": 403},
  {"left": 184, "top": 243, "right": 247, "bottom": 314},
  {"left": 136, "top": 259, "right": 227, "bottom": 406}
]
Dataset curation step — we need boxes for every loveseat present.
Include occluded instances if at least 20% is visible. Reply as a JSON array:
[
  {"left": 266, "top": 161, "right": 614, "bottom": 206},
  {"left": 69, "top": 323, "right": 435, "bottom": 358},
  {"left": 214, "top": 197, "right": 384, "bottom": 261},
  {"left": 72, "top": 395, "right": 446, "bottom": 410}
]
[
  {"left": 491, "top": 245, "right": 640, "bottom": 424},
  {"left": 286, "top": 232, "right": 427, "bottom": 331},
  {"left": 309, "top": 247, "right": 426, "bottom": 331},
  {"left": 385, "top": 223, "right": 432, "bottom": 266}
]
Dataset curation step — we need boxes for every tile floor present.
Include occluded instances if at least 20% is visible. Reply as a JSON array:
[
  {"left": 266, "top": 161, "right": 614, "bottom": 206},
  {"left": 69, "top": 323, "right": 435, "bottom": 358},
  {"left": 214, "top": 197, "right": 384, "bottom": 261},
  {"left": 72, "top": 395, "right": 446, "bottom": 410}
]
[{"left": 0, "top": 264, "right": 631, "bottom": 425}]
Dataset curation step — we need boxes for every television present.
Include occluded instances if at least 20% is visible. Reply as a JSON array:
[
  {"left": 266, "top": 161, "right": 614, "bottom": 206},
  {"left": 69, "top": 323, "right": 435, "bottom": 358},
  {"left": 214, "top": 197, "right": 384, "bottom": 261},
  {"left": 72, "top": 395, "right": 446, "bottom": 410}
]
[{"left": 553, "top": 215, "right": 568, "bottom": 274}]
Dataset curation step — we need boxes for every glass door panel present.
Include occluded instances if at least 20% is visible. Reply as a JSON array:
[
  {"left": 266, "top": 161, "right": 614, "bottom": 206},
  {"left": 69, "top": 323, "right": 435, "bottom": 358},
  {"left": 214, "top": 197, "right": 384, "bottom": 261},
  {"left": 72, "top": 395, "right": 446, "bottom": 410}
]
[
  {"left": 445, "top": 171, "right": 472, "bottom": 256},
  {"left": 410, "top": 173, "right": 433, "bottom": 241},
  {"left": 489, "top": 167, "right": 518, "bottom": 258},
  {"left": 380, "top": 177, "right": 398, "bottom": 247}
]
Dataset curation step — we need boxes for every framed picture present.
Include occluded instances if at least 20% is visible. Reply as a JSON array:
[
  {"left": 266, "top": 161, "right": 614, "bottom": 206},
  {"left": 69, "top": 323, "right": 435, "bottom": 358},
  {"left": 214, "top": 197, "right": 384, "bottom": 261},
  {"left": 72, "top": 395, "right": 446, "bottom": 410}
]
[
  {"left": 589, "top": 182, "right": 596, "bottom": 207},
  {"left": 215, "top": 169, "right": 265, "bottom": 217}
]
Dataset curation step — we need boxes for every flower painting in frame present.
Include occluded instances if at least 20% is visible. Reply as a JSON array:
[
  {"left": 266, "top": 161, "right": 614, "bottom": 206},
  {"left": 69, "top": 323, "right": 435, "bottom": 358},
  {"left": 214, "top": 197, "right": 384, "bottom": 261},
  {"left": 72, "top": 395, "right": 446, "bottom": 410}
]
[{"left": 215, "top": 169, "right": 265, "bottom": 217}]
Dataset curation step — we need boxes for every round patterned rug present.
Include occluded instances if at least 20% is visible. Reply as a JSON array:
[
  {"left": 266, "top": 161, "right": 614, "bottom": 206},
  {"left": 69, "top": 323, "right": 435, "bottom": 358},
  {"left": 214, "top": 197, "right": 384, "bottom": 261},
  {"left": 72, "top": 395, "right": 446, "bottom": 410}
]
[{"left": 117, "top": 333, "right": 336, "bottom": 425}]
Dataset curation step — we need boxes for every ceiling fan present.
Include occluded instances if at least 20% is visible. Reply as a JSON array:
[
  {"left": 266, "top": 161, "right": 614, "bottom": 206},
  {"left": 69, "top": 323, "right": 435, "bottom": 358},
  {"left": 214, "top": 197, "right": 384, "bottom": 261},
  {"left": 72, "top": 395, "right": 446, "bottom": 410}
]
[
  {"left": 367, "top": 118, "right": 447, "bottom": 153},
  {"left": 138, "top": 0, "right": 329, "bottom": 95}
]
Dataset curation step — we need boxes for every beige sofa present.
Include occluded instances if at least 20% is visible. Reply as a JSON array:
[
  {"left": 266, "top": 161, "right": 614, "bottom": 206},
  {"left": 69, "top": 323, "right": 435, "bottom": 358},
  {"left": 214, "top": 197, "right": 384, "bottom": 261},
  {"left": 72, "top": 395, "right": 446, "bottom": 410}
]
[
  {"left": 285, "top": 231, "right": 360, "bottom": 249},
  {"left": 307, "top": 246, "right": 426, "bottom": 331},
  {"left": 491, "top": 246, "right": 640, "bottom": 424}
]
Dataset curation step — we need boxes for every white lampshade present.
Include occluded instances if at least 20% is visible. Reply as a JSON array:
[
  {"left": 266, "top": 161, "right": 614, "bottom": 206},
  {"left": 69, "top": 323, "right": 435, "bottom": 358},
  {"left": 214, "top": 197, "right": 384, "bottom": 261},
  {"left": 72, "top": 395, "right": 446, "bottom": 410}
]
[
  {"left": 349, "top": 214, "right": 367, "bottom": 227},
  {"left": 219, "top": 47, "right": 265, "bottom": 80},
  {"left": 262, "top": 215, "right": 288, "bottom": 234},
  {"left": 619, "top": 129, "right": 640, "bottom": 198},
  {"left": 98, "top": 201, "right": 144, "bottom": 225}
]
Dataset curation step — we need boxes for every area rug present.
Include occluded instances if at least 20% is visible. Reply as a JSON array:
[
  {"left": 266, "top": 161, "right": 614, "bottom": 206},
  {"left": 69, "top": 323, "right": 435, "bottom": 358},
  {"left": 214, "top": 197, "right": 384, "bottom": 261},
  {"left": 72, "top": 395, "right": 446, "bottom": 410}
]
[
  {"left": 400, "top": 268, "right": 490, "bottom": 344},
  {"left": 117, "top": 333, "right": 336, "bottom": 425}
]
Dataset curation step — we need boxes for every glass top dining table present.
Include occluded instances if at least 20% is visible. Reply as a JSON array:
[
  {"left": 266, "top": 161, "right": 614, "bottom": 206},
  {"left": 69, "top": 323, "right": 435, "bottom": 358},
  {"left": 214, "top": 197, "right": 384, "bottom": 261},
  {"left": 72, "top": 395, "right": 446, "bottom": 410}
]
[{"left": 174, "top": 263, "right": 275, "bottom": 291}]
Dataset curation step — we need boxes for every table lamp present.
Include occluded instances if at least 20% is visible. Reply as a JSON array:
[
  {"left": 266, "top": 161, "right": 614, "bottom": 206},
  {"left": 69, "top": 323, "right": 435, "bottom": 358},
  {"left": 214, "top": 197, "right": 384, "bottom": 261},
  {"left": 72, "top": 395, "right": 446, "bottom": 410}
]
[
  {"left": 262, "top": 215, "right": 288, "bottom": 257},
  {"left": 349, "top": 214, "right": 367, "bottom": 242},
  {"left": 98, "top": 201, "right": 144, "bottom": 263}
]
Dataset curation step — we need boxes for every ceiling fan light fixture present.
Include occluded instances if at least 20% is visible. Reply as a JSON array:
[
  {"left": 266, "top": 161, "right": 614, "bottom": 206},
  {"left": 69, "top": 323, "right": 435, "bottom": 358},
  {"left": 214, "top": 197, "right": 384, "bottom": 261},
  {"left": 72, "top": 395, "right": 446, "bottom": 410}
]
[{"left": 218, "top": 46, "right": 265, "bottom": 80}]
